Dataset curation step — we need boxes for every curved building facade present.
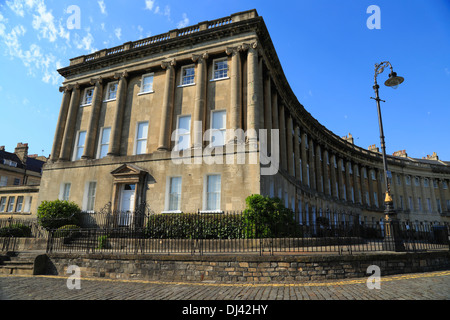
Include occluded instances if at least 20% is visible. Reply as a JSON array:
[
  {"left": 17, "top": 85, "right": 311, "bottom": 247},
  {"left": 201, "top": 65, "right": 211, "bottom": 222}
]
[{"left": 38, "top": 9, "right": 450, "bottom": 229}]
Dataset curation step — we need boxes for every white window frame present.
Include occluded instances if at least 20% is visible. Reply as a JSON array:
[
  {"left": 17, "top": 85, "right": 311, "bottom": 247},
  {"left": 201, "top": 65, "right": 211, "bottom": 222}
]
[
  {"left": 202, "top": 174, "right": 222, "bottom": 213},
  {"left": 174, "top": 115, "right": 191, "bottom": 151},
  {"left": 80, "top": 87, "right": 94, "bottom": 106},
  {"left": 73, "top": 130, "right": 87, "bottom": 161},
  {"left": 83, "top": 181, "right": 97, "bottom": 213},
  {"left": 210, "top": 110, "right": 226, "bottom": 147},
  {"left": 7, "top": 196, "right": 15, "bottom": 212},
  {"left": 16, "top": 196, "right": 24, "bottom": 212},
  {"left": 164, "top": 176, "right": 182, "bottom": 213},
  {"left": 0, "top": 197, "right": 7, "bottom": 212},
  {"left": 59, "top": 183, "right": 71, "bottom": 201},
  {"left": 180, "top": 64, "right": 195, "bottom": 86},
  {"left": 134, "top": 121, "right": 149, "bottom": 155},
  {"left": 23, "top": 196, "right": 32, "bottom": 213},
  {"left": 211, "top": 57, "right": 229, "bottom": 81},
  {"left": 138, "top": 73, "right": 154, "bottom": 95},
  {"left": 97, "top": 127, "right": 111, "bottom": 159},
  {"left": 104, "top": 81, "right": 118, "bottom": 102}
]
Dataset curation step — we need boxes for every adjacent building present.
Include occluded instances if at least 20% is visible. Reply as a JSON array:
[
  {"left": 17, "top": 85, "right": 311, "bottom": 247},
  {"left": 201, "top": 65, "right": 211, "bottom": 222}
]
[
  {"left": 35, "top": 9, "right": 449, "bottom": 228},
  {"left": 0, "top": 143, "right": 46, "bottom": 217}
]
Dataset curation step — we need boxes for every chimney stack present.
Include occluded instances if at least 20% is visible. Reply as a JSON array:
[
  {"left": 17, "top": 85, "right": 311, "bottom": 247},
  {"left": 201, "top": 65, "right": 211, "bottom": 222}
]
[{"left": 14, "top": 142, "right": 28, "bottom": 163}]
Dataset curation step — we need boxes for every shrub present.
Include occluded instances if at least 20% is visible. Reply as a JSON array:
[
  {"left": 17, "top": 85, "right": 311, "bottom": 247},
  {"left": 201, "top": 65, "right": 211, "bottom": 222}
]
[
  {"left": 0, "top": 224, "right": 32, "bottom": 237},
  {"left": 242, "top": 194, "right": 298, "bottom": 238},
  {"left": 37, "top": 200, "right": 81, "bottom": 230},
  {"left": 144, "top": 213, "right": 247, "bottom": 239}
]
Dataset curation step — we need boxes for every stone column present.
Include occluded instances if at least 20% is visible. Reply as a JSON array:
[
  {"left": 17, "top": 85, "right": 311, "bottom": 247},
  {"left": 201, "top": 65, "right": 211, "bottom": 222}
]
[
  {"left": 246, "top": 42, "right": 260, "bottom": 143},
  {"left": 330, "top": 153, "right": 337, "bottom": 198},
  {"left": 315, "top": 144, "right": 323, "bottom": 193},
  {"left": 108, "top": 71, "right": 128, "bottom": 156},
  {"left": 158, "top": 60, "right": 176, "bottom": 151},
  {"left": 353, "top": 163, "right": 360, "bottom": 204},
  {"left": 286, "top": 116, "right": 294, "bottom": 176},
  {"left": 192, "top": 53, "right": 208, "bottom": 148},
  {"left": 345, "top": 160, "right": 352, "bottom": 201},
  {"left": 294, "top": 126, "right": 301, "bottom": 181},
  {"left": 263, "top": 75, "right": 272, "bottom": 150},
  {"left": 51, "top": 86, "right": 72, "bottom": 161},
  {"left": 82, "top": 77, "right": 104, "bottom": 159},
  {"left": 226, "top": 48, "right": 241, "bottom": 138},
  {"left": 438, "top": 179, "right": 447, "bottom": 212},
  {"left": 337, "top": 157, "right": 345, "bottom": 200},
  {"left": 278, "top": 104, "right": 287, "bottom": 171},
  {"left": 360, "top": 166, "right": 368, "bottom": 206},
  {"left": 271, "top": 91, "right": 279, "bottom": 166},
  {"left": 322, "top": 149, "right": 330, "bottom": 195},
  {"left": 368, "top": 168, "right": 375, "bottom": 207},
  {"left": 376, "top": 169, "right": 384, "bottom": 208},
  {"left": 309, "top": 140, "right": 316, "bottom": 190},
  {"left": 430, "top": 179, "right": 437, "bottom": 213},
  {"left": 59, "top": 83, "right": 81, "bottom": 161}
]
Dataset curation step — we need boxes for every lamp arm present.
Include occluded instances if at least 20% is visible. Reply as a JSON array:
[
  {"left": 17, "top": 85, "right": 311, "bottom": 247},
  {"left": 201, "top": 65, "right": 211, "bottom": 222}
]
[{"left": 374, "top": 61, "right": 394, "bottom": 84}]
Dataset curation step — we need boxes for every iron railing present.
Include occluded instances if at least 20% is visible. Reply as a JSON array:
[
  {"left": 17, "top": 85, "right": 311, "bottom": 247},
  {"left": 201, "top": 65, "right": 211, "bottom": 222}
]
[{"left": 44, "top": 211, "right": 450, "bottom": 255}]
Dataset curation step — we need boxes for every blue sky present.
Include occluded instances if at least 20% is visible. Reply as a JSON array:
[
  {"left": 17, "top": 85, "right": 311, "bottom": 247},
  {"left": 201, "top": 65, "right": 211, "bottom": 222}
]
[{"left": 0, "top": 0, "right": 449, "bottom": 161}]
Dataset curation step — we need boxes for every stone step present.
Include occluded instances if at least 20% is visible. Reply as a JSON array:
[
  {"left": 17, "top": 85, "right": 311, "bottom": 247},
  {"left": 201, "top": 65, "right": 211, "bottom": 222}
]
[
  {"left": 0, "top": 251, "right": 47, "bottom": 275},
  {"left": 0, "top": 264, "right": 34, "bottom": 275}
]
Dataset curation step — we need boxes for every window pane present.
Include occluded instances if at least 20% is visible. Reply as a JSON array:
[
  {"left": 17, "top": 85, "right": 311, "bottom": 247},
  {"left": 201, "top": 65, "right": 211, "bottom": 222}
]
[
  {"left": 78, "top": 131, "right": 86, "bottom": 147},
  {"left": 99, "top": 127, "right": 111, "bottom": 158},
  {"left": 107, "top": 83, "right": 117, "bottom": 100},
  {"left": 136, "top": 140, "right": 146, "bottom": 155},
  {"left": 212, "top": 111, "right": 226, "bottom": 129},
  {"left": 206, "top": 175, "right": 221, "bottom": 210},
  {"left": 169, "top": 177, "right": 181, "bottom": 211},
  {"left": 182, "top": 67, "right": 195, "bottom": 85},
  {"left": 87, "top": 182, "right": 96, "bottom": 211},
  {"left": 101, "top": 127, "right": 110, "bottom": 144},
  {"left": 84, "top": 88, "right": 94, "bottom": 104},
  {"left": 7, "top": 197, "right": 15, "bottom": 212},
  {"left": 142, "top": 75, "right": 153, "bottom": 92},
  {"left": 63, "top": 183, "right": 71, "bottom": 201},
  {"left": 16, "top": 196, "right": 23, "bottom": 212},
  {"left": 178, "top": 116, "right": 191, "bottom": 132},
  {"left": 214, "top": 60, "right": 228, "bottom": 79},
  {"left": 137, "top": 122, "right": 148, "bottom": 139}
]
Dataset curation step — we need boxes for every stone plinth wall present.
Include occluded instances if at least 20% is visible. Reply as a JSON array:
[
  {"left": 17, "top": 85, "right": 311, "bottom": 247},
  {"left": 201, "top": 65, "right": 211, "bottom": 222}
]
[{"left": 45, "top": 251, "right": 450, "bottom": 282}]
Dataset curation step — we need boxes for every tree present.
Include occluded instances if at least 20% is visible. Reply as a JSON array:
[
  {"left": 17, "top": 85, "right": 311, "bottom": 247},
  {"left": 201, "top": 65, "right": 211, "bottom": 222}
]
[
  {"left": 37, "top": 200, "right": 81, "bottom": 230},
  {"left": 242, "top": 194, "right": 297, "bottom": 238}
]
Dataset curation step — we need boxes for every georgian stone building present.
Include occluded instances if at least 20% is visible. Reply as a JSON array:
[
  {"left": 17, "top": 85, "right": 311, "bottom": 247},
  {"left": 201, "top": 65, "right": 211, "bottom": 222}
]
[
  {"left": 38, "top": 9, "right": 450, "bottom": 228},
  {"left": 0, "top": 143, "right": 46, "bottom": 217}
]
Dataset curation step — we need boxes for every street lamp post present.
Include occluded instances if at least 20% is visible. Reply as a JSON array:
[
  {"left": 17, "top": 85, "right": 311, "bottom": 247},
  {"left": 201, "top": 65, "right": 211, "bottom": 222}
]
[{"left": 371, "top": 61, "right": 405, "bottom": 252}]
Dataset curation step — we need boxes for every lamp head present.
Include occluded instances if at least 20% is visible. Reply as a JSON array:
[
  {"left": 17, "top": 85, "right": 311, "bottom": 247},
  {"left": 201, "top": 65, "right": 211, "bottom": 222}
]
[{"left": 384, "top": 71, "right": 404, "bottom": 89}]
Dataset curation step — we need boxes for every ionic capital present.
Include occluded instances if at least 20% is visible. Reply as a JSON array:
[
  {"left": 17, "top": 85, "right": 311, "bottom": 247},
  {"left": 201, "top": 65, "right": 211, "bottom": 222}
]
[
  {"left": 191, "top": 52, "right": 209, "bottom": 62},
  {"left": 161, "top": 59, "right": 177, "bottom": 69},
  {"left": 90, "top": 76, "right": 103, "bottom": 86},
  {"left": 114, "top": 70, "right": 128, "bottom": 80}
]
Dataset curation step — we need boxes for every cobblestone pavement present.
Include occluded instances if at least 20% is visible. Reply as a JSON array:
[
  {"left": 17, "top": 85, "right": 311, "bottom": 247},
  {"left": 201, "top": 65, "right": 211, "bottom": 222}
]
[{"left": 1, "top": 270, "right": 449, "bottom": 301}]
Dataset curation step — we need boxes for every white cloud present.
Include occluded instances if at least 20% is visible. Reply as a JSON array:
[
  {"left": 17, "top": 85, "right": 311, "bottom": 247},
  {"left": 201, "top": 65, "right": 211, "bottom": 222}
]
[
  {"left": 114, "top": 27, "right": 122, "bottom": 40},
  {"left": 98, "top": 0, "right": 107, "bottom": 15},
  {"left": 30, "top": 0, "right": 69, "bottom": 43},
  {"left": 145, "top": 0, "right": 155, "bottom": 11},
  {"left": 74, "top": 31, "right": 96, "bottom": 52},
  {"left": 177, "top": 13, "right": 189, "bottom": 29},
  {"left": 6, "top": 0, "right": 25, "bottom": 17},
  {"left": 154, "top": 6, "right": 160, "bottom": 14}
]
